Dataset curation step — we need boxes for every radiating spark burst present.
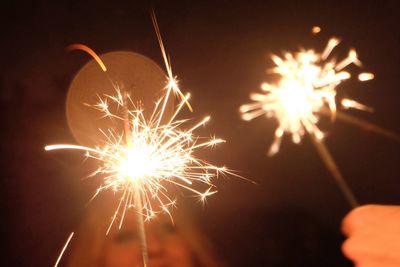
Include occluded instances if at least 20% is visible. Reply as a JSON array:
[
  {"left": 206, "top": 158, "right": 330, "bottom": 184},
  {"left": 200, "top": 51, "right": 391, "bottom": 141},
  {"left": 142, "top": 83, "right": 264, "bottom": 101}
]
[
  {"left": 46, "top": 88, "right": 229, "bottom": 233},
  {"left": 240, "top": 37, "right": 374, "bottom": 156}
]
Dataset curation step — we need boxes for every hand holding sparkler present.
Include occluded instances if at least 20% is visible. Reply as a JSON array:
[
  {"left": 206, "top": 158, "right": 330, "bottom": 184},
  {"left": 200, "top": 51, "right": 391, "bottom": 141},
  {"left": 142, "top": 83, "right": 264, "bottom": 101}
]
[{"left": 342, "top": 205, "right": 400, "bottom": 266}]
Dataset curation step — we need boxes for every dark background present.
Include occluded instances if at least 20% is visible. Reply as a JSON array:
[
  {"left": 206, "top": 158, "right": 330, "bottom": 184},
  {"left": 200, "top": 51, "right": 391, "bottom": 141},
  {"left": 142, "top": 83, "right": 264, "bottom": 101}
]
[{"left": 1, "top": 1, "right": 400, "bottom": 266}]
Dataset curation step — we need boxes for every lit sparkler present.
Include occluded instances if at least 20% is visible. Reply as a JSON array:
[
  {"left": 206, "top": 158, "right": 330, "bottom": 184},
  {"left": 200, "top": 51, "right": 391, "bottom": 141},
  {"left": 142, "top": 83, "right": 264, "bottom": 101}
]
[
  {"left": 46, "top": 89, "right": 226, "bottom": 228},
  {"left": 240, "top": 36, "right": 373, "bottom": 156},
  {"left": 47, "top": 14, "right": 234, "bottom": 267},
  {"left": 240, "top": 31, "right": 398, "bottom": 207},
  {"left": 47, "top": 58, "right": 228, "bottom": 266}
]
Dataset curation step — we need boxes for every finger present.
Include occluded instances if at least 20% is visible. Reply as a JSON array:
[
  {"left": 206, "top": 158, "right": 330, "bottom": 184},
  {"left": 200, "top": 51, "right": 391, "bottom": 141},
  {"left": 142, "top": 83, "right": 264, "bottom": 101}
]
[
  {"left": 342, "top": 208, "right": 358, "bottom": 236},
  {"left": 342, "top": 238, "right": 357, "bottom": 261},
  {"left": 342, "top": 238, "right": 375, "bottom": 266},
  {"left": 354, "top": 261, "right": 400, "bottom": 267},
  {"left": 341, "top": 205, "right": 378, "bottom": 236},
  {"left": 341, "top": 231, "right": 376, "bottom": 260}
]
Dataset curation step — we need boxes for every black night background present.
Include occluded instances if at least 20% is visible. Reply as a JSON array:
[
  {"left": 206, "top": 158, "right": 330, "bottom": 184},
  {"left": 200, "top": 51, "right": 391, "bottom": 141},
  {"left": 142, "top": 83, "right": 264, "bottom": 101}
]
[{"left": 1, "top": 1, "right": 400, "bottom": 266}]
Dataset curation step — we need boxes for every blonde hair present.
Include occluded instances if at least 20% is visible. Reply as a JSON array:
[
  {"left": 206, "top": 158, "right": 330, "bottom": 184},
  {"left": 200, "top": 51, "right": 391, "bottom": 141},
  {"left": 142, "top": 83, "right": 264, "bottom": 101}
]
[{"left": 67, "top": 194, "right": 223, "bottom": 267}]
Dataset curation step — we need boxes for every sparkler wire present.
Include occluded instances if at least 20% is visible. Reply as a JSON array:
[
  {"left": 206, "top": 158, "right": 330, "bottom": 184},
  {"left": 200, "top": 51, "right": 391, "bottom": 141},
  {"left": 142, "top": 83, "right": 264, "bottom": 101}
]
[
  {"left": 122, "top": 91, "right": 149, "bottom": 267},
  {"left": 308, "top": 134, "right": 359, "bottom": 208},
  {"left": 134, "top": 187, "right": 149, "bottom": 267}
]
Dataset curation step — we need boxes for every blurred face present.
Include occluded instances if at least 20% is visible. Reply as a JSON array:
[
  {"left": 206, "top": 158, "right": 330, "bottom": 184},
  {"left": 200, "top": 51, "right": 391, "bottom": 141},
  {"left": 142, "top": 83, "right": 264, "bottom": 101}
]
[{"left": 101, "top": 216, "right": 195, "bottom": 267}]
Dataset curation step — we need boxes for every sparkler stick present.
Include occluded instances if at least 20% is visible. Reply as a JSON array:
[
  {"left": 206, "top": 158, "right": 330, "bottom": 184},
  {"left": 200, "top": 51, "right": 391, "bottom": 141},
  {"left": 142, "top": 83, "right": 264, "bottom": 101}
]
[
  {"left": 309, "top": 134, "right": 359, "bottom": 208},
  {"left": 134, "top": 186, "right": 149, "bottom": 267},
  {"left": 122, "top": 90, "right": 149, "bottom": 267}
]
